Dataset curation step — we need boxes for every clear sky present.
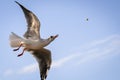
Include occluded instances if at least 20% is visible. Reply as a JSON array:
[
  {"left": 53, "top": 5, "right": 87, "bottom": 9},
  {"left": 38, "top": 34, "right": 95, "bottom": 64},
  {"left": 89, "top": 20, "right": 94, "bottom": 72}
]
[{"left": 0, "top": 0, "right": 120, "bottom": 80}]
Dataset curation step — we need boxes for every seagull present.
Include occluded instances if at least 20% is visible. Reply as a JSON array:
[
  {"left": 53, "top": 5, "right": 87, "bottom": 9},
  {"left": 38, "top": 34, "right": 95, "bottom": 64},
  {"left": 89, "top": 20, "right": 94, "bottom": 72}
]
[{"left": 9, "top": 1, "right": 58, "bottom": 80}]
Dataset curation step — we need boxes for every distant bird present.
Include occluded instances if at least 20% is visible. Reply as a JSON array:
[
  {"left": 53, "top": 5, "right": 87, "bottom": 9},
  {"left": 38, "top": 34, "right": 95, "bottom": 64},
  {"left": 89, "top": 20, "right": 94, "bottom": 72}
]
[
  {"left": 86, "top": 18, "right": 89, "bottom": 21},
  {"left": 9, "top": 1, "right": 58, "bottom": 80}
]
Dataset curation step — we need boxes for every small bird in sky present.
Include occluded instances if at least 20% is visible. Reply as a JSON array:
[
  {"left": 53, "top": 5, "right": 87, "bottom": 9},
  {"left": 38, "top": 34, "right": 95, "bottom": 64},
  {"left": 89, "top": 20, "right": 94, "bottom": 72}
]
[
  {"left": 9, "top": 1, "right": 58, "bottom": 80},
  {"left": 86, "top": 18, "right": 89, "bottom": 21}
]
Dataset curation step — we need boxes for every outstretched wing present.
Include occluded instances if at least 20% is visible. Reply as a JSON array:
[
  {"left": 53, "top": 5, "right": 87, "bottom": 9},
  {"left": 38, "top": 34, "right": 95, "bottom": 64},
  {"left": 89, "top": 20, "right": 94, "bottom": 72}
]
[
  {"left": 15, "top": 1, "right": 41, "bottom": 40},
  {"left": 32, "top": 48, "right": 52, "bottom": 80}
]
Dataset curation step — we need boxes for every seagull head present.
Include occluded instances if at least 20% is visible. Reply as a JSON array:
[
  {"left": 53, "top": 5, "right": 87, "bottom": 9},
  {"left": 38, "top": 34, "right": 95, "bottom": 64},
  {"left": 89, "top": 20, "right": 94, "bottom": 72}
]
[
  {"left": 42, "top": 34, "right": 58, "bottom": 47},
  {"left": 46, "top": 34, "right": 59, "bottom": 44},
  {"left": 49, "top": 34, "right": 59, "bottom": 41}
]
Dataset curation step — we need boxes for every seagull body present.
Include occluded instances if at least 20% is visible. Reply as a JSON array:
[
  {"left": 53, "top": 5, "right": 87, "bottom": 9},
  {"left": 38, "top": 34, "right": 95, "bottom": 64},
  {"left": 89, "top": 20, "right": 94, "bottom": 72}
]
[
  {"left": 10, "top": 32, "right": 54, "bottom": 50},
  {"left": 9, "top": 1, "right": 58, "bottom": 80}
]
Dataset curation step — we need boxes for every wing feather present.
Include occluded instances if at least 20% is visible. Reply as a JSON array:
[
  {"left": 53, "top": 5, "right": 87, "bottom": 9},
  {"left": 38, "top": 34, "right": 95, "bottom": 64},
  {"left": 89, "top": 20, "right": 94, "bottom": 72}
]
[
  {"left": 32, "top": 48, "right": 52, "bottom": 80},
  {"left": 15, "top": 1, "right": 40, "bottom": 40}
]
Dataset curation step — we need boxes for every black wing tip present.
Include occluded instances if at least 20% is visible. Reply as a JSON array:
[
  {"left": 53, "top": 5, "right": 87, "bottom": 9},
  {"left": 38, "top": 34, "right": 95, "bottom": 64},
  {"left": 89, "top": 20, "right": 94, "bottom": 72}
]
[
  {"left": 14, "top": 1, "right": 18, "bottom": 3},
  {"left": 15, "top": 1, "right": 20, "bottom": 5},
  {"left": 15, "top": 1, "right": 23, "bottom": 8},
  {"left": 15, "top": 1, "right": 24, "bottom": 8},
  {"left": 15, "top": 1, "right": 31, "bottom": 13}
]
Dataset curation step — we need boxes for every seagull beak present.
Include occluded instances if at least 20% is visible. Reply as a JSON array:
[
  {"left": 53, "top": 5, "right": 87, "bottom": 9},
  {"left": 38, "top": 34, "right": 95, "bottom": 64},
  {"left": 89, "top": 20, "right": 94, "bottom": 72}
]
[{"left": 54, "top": 34, "right": 59, "bottom": 38}]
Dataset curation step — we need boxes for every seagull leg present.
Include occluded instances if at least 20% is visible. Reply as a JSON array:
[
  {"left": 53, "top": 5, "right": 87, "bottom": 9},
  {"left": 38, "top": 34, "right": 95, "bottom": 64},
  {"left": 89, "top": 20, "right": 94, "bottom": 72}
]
[
  {"left": 17, "top": 48, "right": 27, "bottom": 57},
  {"left": 13, "top": 44, "right": 23, "bottom": 51}
]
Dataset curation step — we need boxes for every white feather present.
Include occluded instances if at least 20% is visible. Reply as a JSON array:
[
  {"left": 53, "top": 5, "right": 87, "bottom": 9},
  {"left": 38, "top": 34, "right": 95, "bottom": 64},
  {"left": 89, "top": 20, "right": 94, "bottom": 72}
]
[{"left": 9, "top": 32, "right": 24, "bottom": 47}]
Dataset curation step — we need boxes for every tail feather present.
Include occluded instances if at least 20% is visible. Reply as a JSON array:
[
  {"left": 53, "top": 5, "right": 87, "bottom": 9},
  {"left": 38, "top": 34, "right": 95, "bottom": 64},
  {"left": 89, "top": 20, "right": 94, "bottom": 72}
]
[{"left": 9, "top": 32, "right": 24, "bottom": 47}]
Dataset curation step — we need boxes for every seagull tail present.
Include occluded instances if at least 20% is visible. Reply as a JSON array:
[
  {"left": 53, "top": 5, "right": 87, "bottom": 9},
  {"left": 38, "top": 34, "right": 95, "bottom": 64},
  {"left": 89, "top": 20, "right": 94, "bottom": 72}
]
[{"left": 9, "top": 32, "right": 24, "bottom": 47}]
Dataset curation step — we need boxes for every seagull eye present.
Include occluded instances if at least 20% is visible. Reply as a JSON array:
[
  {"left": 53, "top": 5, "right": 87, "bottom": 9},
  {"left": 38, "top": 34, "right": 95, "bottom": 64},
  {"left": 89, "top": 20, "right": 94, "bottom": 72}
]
[{"left": 50, "top": 36, "right": 53, "bottom": 38}]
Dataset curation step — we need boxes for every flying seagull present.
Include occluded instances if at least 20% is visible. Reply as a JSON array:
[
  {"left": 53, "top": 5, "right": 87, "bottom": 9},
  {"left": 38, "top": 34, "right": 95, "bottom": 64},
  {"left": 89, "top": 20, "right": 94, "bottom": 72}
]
[{"left": 9, "top": 1, "right": 58, "bottom": 80}]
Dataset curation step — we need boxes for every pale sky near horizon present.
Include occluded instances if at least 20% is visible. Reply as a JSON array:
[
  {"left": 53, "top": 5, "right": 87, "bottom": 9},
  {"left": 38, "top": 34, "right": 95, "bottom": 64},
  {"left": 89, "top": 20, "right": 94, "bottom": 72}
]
[{"left": 0, "top": 0, "right": 120, "bottom": 80}]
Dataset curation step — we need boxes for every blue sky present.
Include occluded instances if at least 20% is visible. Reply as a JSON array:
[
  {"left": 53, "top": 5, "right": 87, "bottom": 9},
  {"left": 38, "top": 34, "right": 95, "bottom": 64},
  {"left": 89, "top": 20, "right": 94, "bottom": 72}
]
[{"left": 0, "top": 0, "right": 120, "bottom": 80}]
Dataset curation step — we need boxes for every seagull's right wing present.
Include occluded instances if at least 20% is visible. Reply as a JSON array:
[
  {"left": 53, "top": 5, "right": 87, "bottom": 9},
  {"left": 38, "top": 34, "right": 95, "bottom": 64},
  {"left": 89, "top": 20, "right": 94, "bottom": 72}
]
[
  {"left": 32, "top": 48, "right": 52, "bottom": 80},
  {"left": 15, "top": 1, "right": 41, "bottom": 40}
]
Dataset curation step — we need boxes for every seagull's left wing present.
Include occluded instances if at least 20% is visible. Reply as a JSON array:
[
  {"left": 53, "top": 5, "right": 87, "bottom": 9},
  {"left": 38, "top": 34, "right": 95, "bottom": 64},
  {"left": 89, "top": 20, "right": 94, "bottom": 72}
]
[
  {"left": 32, "top": 48, "right": 52, "bottom": 80},
  {"left": 15, "top": 1, "right": 41, "bottom": 40}
]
